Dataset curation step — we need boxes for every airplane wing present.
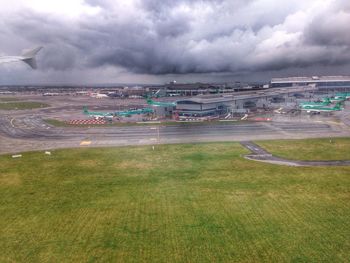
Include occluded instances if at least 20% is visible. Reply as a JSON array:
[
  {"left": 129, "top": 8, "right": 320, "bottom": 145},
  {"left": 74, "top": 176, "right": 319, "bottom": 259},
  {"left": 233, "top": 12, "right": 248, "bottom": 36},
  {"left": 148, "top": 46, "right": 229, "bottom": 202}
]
[
  {"left": 0, "top": 57, "right": 23, "bottom": 64},
  {"left": 21, "top": 47, "right": 43, "bottom": 69},
  {"left": 0, "top": 47, "right": 43, "bottom": 69}
]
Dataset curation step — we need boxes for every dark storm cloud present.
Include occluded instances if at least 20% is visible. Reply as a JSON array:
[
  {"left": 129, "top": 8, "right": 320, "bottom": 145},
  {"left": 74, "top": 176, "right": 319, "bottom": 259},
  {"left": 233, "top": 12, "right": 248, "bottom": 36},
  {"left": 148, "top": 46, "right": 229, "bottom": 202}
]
[
  {"left": 305, "top": 10, "right": 350, "bottom": 46},
  {"left": 3, "top": 0, "right": 350, "bottom": 76},
  {"left": 5, "top": 13, "right": 80, "bottom": 70}
]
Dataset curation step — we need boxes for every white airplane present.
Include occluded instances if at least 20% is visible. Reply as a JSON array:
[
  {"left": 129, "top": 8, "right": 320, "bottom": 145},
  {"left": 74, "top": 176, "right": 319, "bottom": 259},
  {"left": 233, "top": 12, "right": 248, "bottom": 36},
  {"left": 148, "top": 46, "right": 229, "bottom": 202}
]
[
  {"left": 89, "top": 92, "right": 108, "bottom": 98},
  {"left": 0, "top": 47, "right": 43, "bottom": 69}
]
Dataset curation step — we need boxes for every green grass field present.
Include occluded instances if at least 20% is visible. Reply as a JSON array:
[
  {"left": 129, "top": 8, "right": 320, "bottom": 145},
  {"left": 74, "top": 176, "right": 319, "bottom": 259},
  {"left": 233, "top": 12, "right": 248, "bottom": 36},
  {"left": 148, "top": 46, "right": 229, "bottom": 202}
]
[
  {"left": 0, "top": 142, "right": 349, "bottom": 262},
  {"left": 257, "top": 138, "right": 350, "bottom": 161},
  {"left": 0, "top": 101, "right": 49, "bottom": 110},
  {"left": 0, "top": 97, "right": 20, "bottom": 102}
]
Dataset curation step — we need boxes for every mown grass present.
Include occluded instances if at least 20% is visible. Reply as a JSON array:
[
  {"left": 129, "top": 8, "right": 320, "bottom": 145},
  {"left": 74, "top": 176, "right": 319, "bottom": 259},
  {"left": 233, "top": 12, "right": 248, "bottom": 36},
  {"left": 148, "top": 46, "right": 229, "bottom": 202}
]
[
  {"left": 257, "top": 138, "right": 350, "bottom": 161},
  {"left": 0, "top": 143, "right": 349, "bottom": 262},
  {"left": 0, "top": 97, "right": 19, "bottom": 102},
  {"left": 0, "top": 101, "right": 49, "bottom": 110}
]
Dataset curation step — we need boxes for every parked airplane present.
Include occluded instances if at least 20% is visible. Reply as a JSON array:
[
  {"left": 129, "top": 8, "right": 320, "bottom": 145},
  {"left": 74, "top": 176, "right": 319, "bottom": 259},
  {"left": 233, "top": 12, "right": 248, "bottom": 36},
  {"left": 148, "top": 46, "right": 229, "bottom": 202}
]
[
  {"left": 115, "top": 108, "right": 154, "bottom": 117},
  {"left": 83, "top": 107, "right": 114, "bottom": 119},
  {"left": 83, "top": 106, "right": 153, "bottom": 119},
  {"left": 335, "top": 93, "right": 350, "bottom": 99},
  {"left": 301, "top": 103, "right": 343, "bottom": 113},
  {"left": 299, "top": 98, "right": 331, "bottom": 108},
  {"left": 330, "top": 96, "right": 346, "bottom": 103},
  {"left": 146, "top": 99, "right": 177, "bottom": 107},
  {"left": 0, "top": 47, "right": 43, "bottom": 69},
  {"left": 89, "top": 93, "right": 109, "bottom": 99}
]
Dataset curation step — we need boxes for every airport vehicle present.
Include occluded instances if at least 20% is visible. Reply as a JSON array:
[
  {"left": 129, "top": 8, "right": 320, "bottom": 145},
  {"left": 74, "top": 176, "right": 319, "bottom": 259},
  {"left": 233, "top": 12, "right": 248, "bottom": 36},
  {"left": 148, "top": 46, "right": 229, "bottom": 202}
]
[
  {"left": 299, "top": 98, "right": 331, "bottom": 108},
  {"left": 301, "top": 103, "right": 343, "bottom": 113},
  {"left": 146, "top": 99, "right": 177, "bottom": 107},
  {"left": 293, "top": 93, "right": 305, "bottom": 98},
  {"left": 270, "top": 97, "right": 285, "bottom": 103},
  {"left": 83, "top": 107, "right": 114, "bottom": 119},
  {"left": 0, "top": 47, "right": 42, "bottom": 69}
]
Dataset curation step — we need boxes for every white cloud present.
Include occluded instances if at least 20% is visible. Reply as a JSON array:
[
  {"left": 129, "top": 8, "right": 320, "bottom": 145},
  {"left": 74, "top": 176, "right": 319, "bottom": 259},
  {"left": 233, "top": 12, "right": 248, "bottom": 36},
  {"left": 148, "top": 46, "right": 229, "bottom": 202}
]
[{"left": 0, "top": 0, "right": 101, "bottom": 18}]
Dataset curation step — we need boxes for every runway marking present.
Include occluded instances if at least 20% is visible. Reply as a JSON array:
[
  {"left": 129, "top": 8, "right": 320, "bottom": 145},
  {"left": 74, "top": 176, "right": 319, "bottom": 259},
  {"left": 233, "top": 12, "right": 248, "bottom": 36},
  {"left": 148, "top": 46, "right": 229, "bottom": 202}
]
[
  {"left": 10, "top": 118, "right": 15, "bottom": 128},
  {"left": 80, "top": 140, "right": 91, "bottom": 146},
  {"left": 327, "top": 121, "right": 343, "bottom": 126},
  {"left": 150, "top": 138, "right": 157, "bottom": 141}
]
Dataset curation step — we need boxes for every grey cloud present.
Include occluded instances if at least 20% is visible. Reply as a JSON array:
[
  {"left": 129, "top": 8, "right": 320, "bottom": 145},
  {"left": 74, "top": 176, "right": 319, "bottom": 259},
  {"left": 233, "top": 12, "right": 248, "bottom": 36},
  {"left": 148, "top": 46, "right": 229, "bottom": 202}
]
[
  {"left": 84, "top": 0, "right": 111, "bottom": 8},
  {"left": 141, "top": 0, "right": 225, "bottom": 14},
  {"left": 305, "top": 12, "right": 350, "bottom": 46},
  {"left": 6, "top": 13, "right": 80, "bottom": 70},
  {"left": 155, "top": 12, "right": 191, "bottom": 37},
  {"left": 40, "top": 45, "right": 78, "bottom": 70},
  {"left": 2, "top": 0, "right": 350, "bottom": 78}
]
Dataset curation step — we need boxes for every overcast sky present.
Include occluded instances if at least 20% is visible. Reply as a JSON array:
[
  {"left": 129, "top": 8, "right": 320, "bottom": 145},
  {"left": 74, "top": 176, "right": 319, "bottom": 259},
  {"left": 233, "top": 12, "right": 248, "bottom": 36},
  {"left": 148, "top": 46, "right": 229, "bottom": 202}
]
[{"left": 0, "top": 0, "right": 349, "bottom": 85}]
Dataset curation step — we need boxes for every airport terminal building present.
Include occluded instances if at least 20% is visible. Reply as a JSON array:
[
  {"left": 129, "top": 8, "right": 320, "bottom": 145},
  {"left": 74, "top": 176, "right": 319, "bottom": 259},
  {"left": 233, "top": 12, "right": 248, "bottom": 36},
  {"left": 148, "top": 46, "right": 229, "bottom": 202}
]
[
  {"left": 174, "top": 86, "right": 316, "bottom": 118},
  {"left": 175, "top": 97, "right": 231, "bottom": 117}
]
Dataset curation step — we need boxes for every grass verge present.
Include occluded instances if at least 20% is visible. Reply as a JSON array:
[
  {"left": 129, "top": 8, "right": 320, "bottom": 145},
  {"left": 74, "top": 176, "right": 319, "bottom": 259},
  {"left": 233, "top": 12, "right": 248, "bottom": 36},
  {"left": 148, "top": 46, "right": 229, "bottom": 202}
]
[
  {"left": 256, "top": 137, "right": 350, "bottom": 161},
  {"left": 0, "top": 142, "right": 349, "bottom": 262},
  {"left": 0, "top": 97, "right": 20, "bottom": 102},
  {"left": 0, "top": 101, "right": 50, "bottom": 110}
]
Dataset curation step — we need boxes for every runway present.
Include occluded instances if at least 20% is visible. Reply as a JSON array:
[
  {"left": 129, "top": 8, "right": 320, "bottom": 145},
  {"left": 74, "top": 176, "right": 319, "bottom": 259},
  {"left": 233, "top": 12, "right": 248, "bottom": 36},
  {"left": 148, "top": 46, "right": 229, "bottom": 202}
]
[{"left": 1, "top": 114, "right": 349, "bottom": 154}]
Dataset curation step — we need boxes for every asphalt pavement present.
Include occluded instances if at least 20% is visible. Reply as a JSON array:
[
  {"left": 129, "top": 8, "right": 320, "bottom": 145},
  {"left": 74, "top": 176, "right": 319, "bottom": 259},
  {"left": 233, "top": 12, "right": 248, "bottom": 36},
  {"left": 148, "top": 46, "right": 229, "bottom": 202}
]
[{"left": 1, "top": 113, "right": 349, "bottom": 154}]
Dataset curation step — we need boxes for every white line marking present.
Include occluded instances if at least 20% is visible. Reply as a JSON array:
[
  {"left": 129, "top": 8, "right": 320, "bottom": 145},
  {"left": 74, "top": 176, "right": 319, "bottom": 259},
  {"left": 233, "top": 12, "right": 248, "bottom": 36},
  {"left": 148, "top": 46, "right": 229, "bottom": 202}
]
[{"left": 10, "top": 118, "right": 15, "bottom": 128}]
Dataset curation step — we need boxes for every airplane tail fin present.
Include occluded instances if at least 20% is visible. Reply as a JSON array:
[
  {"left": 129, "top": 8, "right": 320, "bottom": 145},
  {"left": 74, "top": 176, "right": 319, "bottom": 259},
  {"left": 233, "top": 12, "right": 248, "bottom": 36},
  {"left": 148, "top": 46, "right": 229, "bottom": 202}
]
[
  {"left": 22, "top": 47, "right": 43, "bottom": 58},
  {"left": 334, "top": 103, "right": 342, "bottom": 110},
  {"left": 21, "top": 47, "right": 43, "bottom": 69},
  {"left": 83, "top": 106, "right": 89, "bottom": 114}
]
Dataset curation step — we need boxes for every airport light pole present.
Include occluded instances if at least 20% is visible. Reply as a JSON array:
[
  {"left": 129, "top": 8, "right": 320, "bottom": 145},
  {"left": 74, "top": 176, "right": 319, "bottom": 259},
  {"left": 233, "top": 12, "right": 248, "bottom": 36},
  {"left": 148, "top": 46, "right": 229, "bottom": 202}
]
[
  {"left": 150, "top": 126, "right": 160, "bottom": 145},
  {"left": 157, "top": 126, "right": 160, "bottom": 144}
]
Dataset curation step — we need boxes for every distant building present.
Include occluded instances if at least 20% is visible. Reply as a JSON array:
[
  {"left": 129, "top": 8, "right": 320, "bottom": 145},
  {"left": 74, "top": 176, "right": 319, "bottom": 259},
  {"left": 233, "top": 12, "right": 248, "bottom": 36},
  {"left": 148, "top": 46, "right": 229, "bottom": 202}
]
[
  {"left": 146, "top": 82, "right": 267, "bottom": 97},
  {"left": 270, "top": 76, "right": 350, "bottom": 90}
]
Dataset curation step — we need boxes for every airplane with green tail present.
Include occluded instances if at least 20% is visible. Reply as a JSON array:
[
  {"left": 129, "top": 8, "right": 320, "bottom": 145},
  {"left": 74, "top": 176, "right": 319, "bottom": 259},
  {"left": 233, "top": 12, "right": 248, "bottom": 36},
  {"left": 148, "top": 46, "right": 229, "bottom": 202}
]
[
  {"left": 299, "top": 97, "right": 331, "bottom": 108},
  {"left": 335, "top": 92, "right": 350, "bottom": 99},
  {"left": 83, "top": 107, "right": 154, "bottom": 118},
  {"left": 301, "top": 102, "right": 343, "bottom": 112},
  {"left": 115, "top": 108, "right": 154, "bottom": 117},
  {"left": 330, "top": 96, "right": 346, "bottom": 103},
  {"left": 146, "top": 98, "right": 177, "bottom": 107},
  {"left": 83, "top": 106, "right": 114, "bottom": 119}
]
